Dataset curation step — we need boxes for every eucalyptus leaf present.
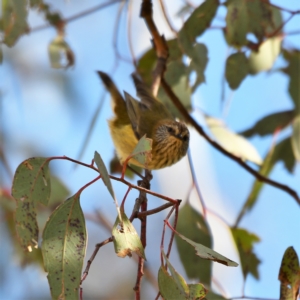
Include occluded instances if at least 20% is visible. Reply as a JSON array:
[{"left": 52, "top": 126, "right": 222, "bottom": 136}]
[
  {"left": 282, "top": 49, "right": 300, "bottom": 112},
  {"left": 175, "top": 203, "right": 212, "bottom": 285},
  {"left": 2, "top": 0, "right": 28, "bottom": 47},
  {"left": 112, "top": 210, "right": 145, "bottom": 259},
  {"left": 12, "top": 157, "right": 51, "bottom": 251},
  {"left": 231, "top": 228, "right": 261, "bottom": 279},
  {"left": 129, "top": 135, "right": 152, "bottom": 169},
  {"left": 42, "top": 194, "right": 87, "bottom": 300},
  {"left": 225, "top": 52, "right": 249, "bottom": 89},
  {"left": 48, "top": 35, "right": 75, "bottom": 69},
  {"left": 278, "top": 247, "right": 300, "bottom": 300},
  {"left": 175, "top": 231, "right": 238, "bottom": 267},
  {"left": 158, "top": 61, "right": 192, "bottom": 118},
  {"left": 240, "top": 110, "right": 295, "bottom": 137},
  {"left": 206, "top": 116, "right": 262, "bottom": 165},
  {"left": 225, "top": 0, "right": 281, "bottom": 48},
  {"left": 94, "top": 151, "right": 116, "bottom": 201},
  {"left": 178, "top": 0, "right": 219, "bottom": 53},
  {"left": 249, "top": 37, "right": 282, "bottom": 74}
]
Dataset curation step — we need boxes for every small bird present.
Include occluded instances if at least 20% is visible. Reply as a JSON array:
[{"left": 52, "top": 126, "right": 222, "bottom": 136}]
[{"left": 97, "top": 71, "right": 190, "bottom": 170}]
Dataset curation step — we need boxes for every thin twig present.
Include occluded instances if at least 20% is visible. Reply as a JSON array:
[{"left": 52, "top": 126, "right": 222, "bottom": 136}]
[
  {"left": 158, "top": 0, "right": 177, "bottom": 34},
  {"left": 48, "top": 156, "right": 178, "bottom": 204},
  {"left": 112, "top": 1, "right": 132, "bottom": 64},
  {"left": 84, "top": 210, "right": 158, "bottom": 292},
  {"left": 132, "top": 170, "right": 152, "bottom": 300},
  {"left": 140, "top": 0, "right": 169, "bottom": 95},
  {"left": 160, "top": 78, "right": 300, "bottom": 206},
  {"left": 80, "top": 237, "right": 113, "bottom": 286},
  {"left": 31, "top": 0, "right": 123, "bottom": 32},
  {"left": 137, "top": 202, "right": 173, "bottom": 218},
  {"left": 187, "top": 149, "right": 206, "bottom": 218},
  {"left": 165, "top": 201, "right": 180, "bottom": 258}
]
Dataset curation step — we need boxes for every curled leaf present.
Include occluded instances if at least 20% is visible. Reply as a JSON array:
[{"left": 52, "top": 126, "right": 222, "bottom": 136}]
[{"left": 112, "top": 211, "right": 145, "bottom": 259}]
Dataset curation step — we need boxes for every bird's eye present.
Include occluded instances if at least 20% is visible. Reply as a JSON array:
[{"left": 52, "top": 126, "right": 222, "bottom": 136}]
[{"left": 167, "top": 127, "right": 173, "bottom": 133}]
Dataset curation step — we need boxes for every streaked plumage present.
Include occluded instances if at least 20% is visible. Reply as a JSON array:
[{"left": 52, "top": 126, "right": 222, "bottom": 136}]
[{"left": 97, "top": 71, "right": 189, "bottom": 169}]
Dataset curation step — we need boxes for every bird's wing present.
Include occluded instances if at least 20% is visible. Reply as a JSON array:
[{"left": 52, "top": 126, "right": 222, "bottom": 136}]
[{"left": 124, "top": 91, "right": 141, "bottom": 139}]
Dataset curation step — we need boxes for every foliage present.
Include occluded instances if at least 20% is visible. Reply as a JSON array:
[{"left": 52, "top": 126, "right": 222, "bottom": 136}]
[{"left": 0, "top": 0, "right": 299, "bottom": 299}]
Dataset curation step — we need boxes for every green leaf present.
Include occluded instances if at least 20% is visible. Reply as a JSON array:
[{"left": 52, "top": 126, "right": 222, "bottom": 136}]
[
  {"left": 137, "top": 48, "right": 157, "bottom": 85},
  {"left": 225, "top": 52, "right": 249, "bottom": 89},
  {"left": 175, "top": 203, "right": 212, "bottom": 285},
  {"left": 188, "top": 43, "right": 209, "bottom": 91},
  {"left": 48, "top": 35, "right": 75, "bottom": 69},
  {"left": 158, "top": 252, "right": 207, "bottom": 300},
  {"left": 249, "top": 37, "right": 282, "bottom": 74},
  {"left": 278, "top": 247, "right": 300, "bottom": 300},
  {"left": 206, "top": 117, "right": 262, "bottom": 165},
  {"left": 29, "top": 0, "right": 43, "bottom": 7},
  {"left": 231, "top": 228, "right": 261, "bottom": 279},
  {"left": 2, "top": 0, "right": 29, "bottom": 47},
  {"left": 42, "top": 194, "right": 87, "bottom": 300},
  {"left": 240, "top": 110, "right": 295, "bottom": 137},
  {"left": 94, "top": 151, "right": 116, "bottom": 201},
  {"left": 158, "top": 267, "right": 187, "bottom": 300},
  {"left": 282, "top": 50, "right": 300, "bottom": 112},
  {"left": 12, "top": 157, "right": 51, "bottom": 251},
  {"left": 188, "top": 283, "right": 207, "bottom": 299},
  {"left": 0, "top": 191, "right": 44, "bottom": 267},
  {"left": 271, "top": 137, "right": 295, "bottom": 173},
  {"left": 112, "top": 210, "right": 145, "bottom": 259},
  {"left": 225, "top": 0, "right": 248, "bottom": 47},
  {"left": 292, "top": 115, "right": 300, "bottom": 161},
  {"left": 236, "top": 146, "right": 274, "bottom": 218},
  {"left": 162, "top": 251, "right": 189, "bottom": 297},
  {"left": 175, "top": 231, "right": 238, "bottom": 267},
  {"left": 178, "top": 0, "right": 219, "bottom": 53},
  {"left": 158, "top": 61, "right": 192, "bottom": 118},
  {"left": 129, "top": 135, "right": 152, "bottom": 169},
  {"left": 225, "top": 0, "right": 280, "bottom": 48},
  {"left": 205, "top": 291, "right": 227, "bottom": 300},
  {"left": 137, "top": 38, "right": 182, "bottom": 85}
]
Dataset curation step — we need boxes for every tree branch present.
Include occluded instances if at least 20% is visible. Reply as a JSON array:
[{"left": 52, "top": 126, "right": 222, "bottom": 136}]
[{"left": 160, "top": 78, "right": 300, "bottom": 206}]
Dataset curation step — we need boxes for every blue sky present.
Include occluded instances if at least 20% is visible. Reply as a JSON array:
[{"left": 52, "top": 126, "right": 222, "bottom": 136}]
[{"left": 0, "top": 0, "right": 299, "bottom": 299}]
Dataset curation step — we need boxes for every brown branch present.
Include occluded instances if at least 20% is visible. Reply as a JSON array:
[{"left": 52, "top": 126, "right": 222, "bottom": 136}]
[
  {"left": 31, "top": 0, "right": 124, "bottom": 32},
  {"left": 140, "top": 0, "right": 169, "bottom": 95},
  {"left": 48, "top": 156, "right": 178, "bottom": 204},
  {"left": 160, "top": 78, "right": 300, "bottom": 206},
  {"left": 80, "top": 237, "right": 113, "bottom": 286},
  {"left": 137, "top": 202, "right": 173, "bottom": 218},
  {"left": 85, "top": 210, "right": 158, "bottom": 292},
  {"left": 132, "top": 170, "right": 152, "bottom": 300}
]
